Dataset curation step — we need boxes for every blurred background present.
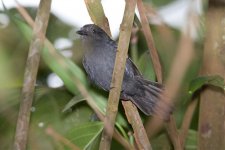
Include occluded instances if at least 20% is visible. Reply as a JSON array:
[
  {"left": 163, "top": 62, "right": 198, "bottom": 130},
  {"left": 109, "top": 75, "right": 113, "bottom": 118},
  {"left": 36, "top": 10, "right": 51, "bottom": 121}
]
[{"left": 0, "top": 0, "right": 207, "bottom": 149}]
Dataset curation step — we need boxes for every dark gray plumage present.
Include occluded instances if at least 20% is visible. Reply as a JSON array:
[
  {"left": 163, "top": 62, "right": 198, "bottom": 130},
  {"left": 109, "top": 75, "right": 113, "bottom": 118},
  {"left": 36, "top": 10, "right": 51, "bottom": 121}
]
[{"left": 77, "top": 24, "right": 168, "bottom": 117}]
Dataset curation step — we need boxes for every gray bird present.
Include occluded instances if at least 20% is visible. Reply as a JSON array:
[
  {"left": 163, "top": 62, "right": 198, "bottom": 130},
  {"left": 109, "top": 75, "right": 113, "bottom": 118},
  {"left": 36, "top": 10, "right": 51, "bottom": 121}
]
[{"left": 77, "top": 24, "right": 168, "bottom": 117}]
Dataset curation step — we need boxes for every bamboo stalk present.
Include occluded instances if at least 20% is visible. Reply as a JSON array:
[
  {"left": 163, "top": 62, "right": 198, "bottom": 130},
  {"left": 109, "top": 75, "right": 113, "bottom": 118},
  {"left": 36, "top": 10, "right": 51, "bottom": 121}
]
[
  {"left": 99, "top": 0, "right": 137, "bottom": 149},
  {"left": 13, "top": 0, "right": 52, "bottom": 150}
]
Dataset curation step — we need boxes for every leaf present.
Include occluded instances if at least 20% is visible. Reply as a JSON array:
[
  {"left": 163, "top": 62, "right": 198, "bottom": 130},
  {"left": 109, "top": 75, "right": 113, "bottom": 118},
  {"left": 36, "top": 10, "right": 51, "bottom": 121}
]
[
  {"left": 185, "top": 130, "right": 197, "bottom": 150},
  {"left": 64, "top": 91, "right": 128, "bottom": 138},
  {"left": 151, "top": 134, "right": 171, "bottom": 149},
  {"left": 188, "top": 75, "right": 225, "bottom": 94},
  {"left": 13, "top": 18, "right": 89, "bottom": 95},
  {"left": 90, "top": 91, "right": 128, "bottom": 128},
  {"left": 137, "top": 51, "right": 156, "bottom": 81},
  {"left": 62, "top": 95, "right": 86, "bottom": 113},
  {"left": 66, "top": 122, "right": 103, "bottom": 149}
]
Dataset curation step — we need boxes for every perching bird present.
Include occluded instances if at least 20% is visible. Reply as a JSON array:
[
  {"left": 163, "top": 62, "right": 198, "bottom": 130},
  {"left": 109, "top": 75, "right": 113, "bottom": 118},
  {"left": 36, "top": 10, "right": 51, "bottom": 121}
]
[{"left": 77, "top": 24, "right": 170, "bottom": 118}]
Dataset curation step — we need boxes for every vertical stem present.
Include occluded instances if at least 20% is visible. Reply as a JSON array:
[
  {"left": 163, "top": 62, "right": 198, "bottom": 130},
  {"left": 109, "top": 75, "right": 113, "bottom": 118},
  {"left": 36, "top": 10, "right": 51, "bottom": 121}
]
[
  {"left": 13, "top": 0, "right": 52, "bottom": 150},
  {"left": 99, "top": 0, "right": 137, "bottom": 149},
  {"left": 198, "top": 3, "right": 225, "bottom": 150}
]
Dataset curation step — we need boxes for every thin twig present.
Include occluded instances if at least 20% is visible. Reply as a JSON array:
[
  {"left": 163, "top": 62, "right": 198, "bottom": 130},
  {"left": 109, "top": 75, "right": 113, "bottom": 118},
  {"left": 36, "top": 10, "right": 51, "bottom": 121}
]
[
  {"left": 137, "top": 1, "right": 183, "bottom": 149},
  {"left": 99, "top": 0, "right": 137, "bottom": 149},
  {"left": 166, "top": 116, "right": 182, "bottom": 150},
  {"left": 45, "top": 126, "right": 80, "bottom": 150},
  {"left": 180, "top": 98, "right": 198, "bottom": 148},
  {"left": 122, "top": 101, "right": 152, "bottom": 150},
  {"left": 113, "top": 129, "right": 135, "bottom": 150},
  {"left": 148, "top": 20, "right": 194, "bottom": 150},
  {"left": 137, "top": 0, "right": 162, "bottom": 82},
  {"left": 15, "top": 3, "right": 133, "bottom": 149},
  {"left": 13, "top": 1, "right": 52, "bottom": 150}
]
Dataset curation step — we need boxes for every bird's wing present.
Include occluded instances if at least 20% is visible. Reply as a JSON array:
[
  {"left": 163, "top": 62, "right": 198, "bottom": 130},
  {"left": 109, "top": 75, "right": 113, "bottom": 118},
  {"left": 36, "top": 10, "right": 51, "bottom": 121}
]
[
  {"left": 125, "top": 57, "right": 142, "bottom": 77},
  {"left": 114, "top": 43, "right": 142, "bottom": 77}
]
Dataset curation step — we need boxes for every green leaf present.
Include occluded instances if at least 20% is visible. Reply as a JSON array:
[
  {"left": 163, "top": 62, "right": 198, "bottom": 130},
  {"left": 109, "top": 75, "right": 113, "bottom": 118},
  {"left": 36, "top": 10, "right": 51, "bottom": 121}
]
[
  {"left": 137, "top": 52, "right": 156, "bottom": 81},
  {"left": 66, "top": 122, "right": 103, "bottom": 149},
  {"left": 64, "top": 90, "right": 129, "bottom": 129},
  {"left": 13, "top": 18, "right": 88, "bottom": 94},
  {"left": 151, "top": 134, "right": 171, "bottom": 149},
  {"left": 185, "top": 130, "right": 197, "bottom": 150},
  {"left": 89, "top": 91, "right": 128, "bottom": 128},
  {"left": 62, "top": 95, "right": 86, "bottom": 113},
  {"left": 188, "top": 75, "right": 225, "bottom": 94}
]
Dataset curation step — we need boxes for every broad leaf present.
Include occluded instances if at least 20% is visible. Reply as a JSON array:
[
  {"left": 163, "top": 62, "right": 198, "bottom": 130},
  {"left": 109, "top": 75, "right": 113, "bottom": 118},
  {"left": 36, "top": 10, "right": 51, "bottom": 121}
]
[
  {"left": 188, "top": 75, "right": 225, "bottom": 94},
  {"left": 66, "top": 122, "right": 103, "bottom": 149}
]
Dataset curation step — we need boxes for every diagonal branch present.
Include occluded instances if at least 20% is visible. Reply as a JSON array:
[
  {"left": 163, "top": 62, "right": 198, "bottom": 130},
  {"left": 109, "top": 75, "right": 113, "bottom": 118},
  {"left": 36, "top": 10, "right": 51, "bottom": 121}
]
[
  {"left": 180, "top": 98, "right": 198, "bottom": 148},
  {"left": 137, "top": 0, "right": 162, "bottom": 83},
  {"left": 137, "top": 0, "right": 182, "bottom": 149},
  {"left": 122, "top": 101, "right": 152, "bottom": 150},
  {"left": 13, "top": 0, "right": 52, "bottom": 150}
]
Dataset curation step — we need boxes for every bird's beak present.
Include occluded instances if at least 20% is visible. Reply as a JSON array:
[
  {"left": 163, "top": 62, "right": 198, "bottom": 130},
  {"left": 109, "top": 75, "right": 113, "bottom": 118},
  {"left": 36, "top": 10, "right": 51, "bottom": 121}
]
[{"left": 76, "top": 30, "right": 87, "bottom": 35}]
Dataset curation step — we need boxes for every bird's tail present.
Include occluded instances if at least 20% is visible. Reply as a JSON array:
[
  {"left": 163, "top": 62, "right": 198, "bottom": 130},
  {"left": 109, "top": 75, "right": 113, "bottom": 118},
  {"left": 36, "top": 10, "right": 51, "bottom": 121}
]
[{"left": 121, "top": 76, "right": 172, "bottom": 120}]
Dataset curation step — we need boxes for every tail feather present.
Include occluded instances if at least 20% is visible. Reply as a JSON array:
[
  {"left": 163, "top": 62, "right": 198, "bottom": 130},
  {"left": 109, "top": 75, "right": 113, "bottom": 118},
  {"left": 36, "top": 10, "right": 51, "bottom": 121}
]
[{"left": 122, "top": 77, "right": 172, "bottom": 120}]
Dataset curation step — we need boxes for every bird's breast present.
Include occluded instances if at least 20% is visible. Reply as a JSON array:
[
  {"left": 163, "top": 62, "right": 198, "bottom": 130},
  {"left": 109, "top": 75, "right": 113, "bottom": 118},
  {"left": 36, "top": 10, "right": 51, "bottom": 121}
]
[{"left": 83, "top": 46, "right": 116, "bottom": 90}]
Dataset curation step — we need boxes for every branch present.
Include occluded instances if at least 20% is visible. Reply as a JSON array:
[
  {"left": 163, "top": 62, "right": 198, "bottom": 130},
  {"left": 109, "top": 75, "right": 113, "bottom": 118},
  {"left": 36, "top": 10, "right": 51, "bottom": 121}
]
[
  {"left": 99, "top": 0, "right": 137, "bottom": 149},
  {"left": 13, "top": 0, "right": 51, "bottom": 150},
  {"left": 180, "top": 98, "right": 198, "bottom": 148},
  {"left": 122, "top": 101, "right": 152, "bottom": 150},
  {"left": 137, "top": 0, "right": 162, "bottom": 82}
]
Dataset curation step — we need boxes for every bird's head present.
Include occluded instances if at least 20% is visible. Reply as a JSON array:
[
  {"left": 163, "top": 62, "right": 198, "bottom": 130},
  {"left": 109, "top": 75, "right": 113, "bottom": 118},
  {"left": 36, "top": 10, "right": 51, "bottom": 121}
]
[{"left": 76, "top": 24, "right": 110, "bottom": 42}]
